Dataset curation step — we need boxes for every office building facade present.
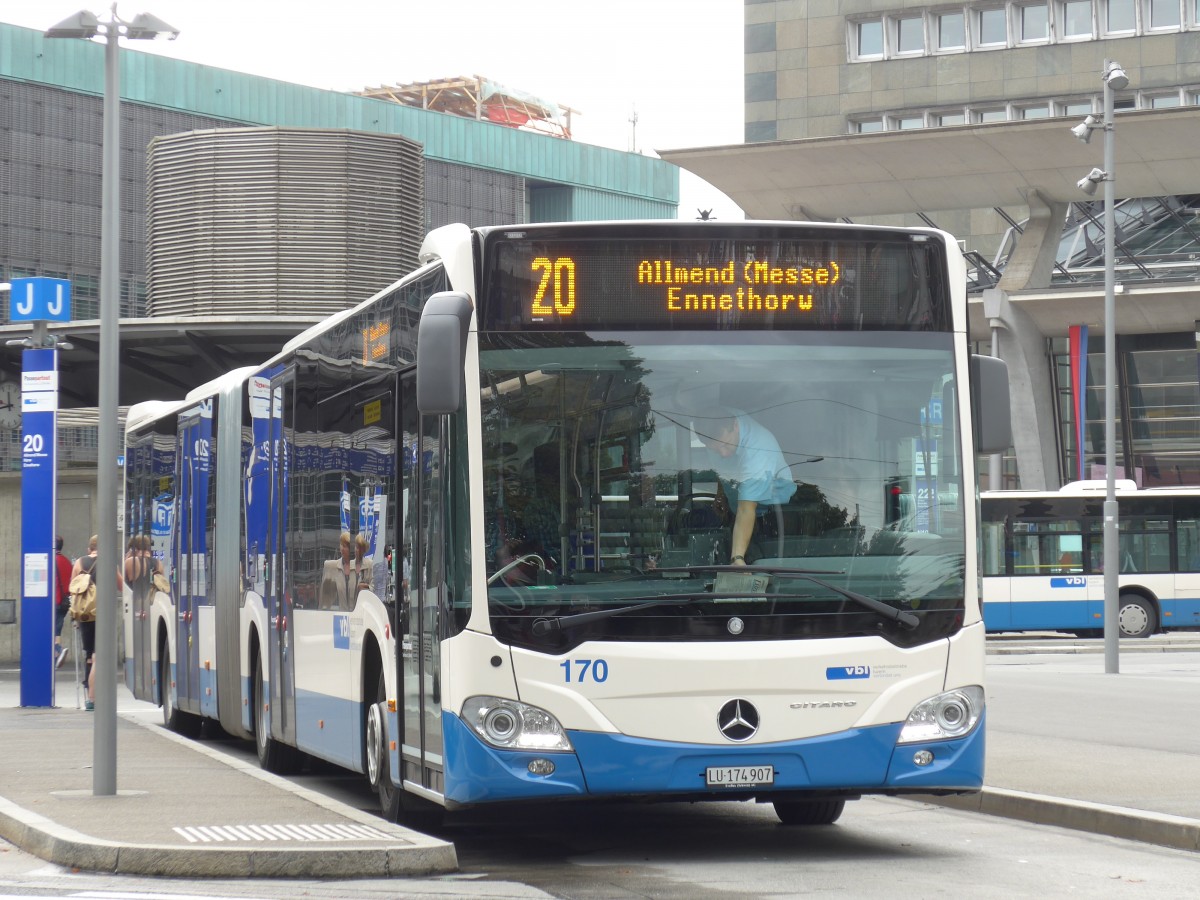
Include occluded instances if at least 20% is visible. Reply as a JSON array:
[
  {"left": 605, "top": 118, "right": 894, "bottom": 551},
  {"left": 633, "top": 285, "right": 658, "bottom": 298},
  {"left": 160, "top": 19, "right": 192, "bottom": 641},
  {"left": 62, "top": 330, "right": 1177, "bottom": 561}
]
[{"left": 730, "top": 0, "right": 1200, "bottom": 490}]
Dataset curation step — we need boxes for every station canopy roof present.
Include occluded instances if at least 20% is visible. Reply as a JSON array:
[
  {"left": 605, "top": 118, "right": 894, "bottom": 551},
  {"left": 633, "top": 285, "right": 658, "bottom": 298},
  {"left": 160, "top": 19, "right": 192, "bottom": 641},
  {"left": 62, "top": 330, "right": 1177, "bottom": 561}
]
[
  {"left": 659, "top": 108, "right": 1200, "bottom": 220},
  {"left": 0, "top": 316, "right": 321, "bottom": 409}
]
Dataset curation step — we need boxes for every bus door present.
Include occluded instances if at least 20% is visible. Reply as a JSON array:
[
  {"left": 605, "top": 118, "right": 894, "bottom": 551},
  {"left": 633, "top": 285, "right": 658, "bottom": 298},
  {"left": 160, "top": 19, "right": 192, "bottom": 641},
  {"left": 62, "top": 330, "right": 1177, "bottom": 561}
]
[
  {"left": 267, "top": 373, "right": 297, "bottom": 747},
  {"left": 398, "top": 370, "right": 445, "bottom": 794},
  {"left": 979, "top": 516, "right": 1010, "bottom": 628},
  {"left": 174, "top": 405, "right": 211, "bottom": 713}
]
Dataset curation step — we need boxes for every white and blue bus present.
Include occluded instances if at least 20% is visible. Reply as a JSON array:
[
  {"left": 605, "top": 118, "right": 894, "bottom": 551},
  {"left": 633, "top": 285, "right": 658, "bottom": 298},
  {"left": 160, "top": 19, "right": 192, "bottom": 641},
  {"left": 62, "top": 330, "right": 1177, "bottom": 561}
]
[
  {"left": 981, "top": 483, "right": 1200, "bottom": 637},
  {"left": 123, "top": 220, "right": 1009, "bottom": 826}
]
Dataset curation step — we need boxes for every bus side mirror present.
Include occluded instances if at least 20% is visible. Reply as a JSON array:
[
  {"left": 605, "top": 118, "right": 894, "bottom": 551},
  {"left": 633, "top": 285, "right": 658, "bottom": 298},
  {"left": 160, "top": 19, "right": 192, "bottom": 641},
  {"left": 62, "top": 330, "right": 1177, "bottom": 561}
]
[
  {"left": 416, "top": 291, "right": 473, "bottom": 415},
  {"left": 971, "top": 354, "right": 1011, "bottom": 455}
]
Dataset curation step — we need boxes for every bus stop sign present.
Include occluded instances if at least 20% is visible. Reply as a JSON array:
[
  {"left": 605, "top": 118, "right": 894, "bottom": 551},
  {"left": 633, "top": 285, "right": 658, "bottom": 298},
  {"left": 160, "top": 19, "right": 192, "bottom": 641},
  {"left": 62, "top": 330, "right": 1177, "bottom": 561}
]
[{"left": 9, "top": 278, "right": 71, "bottom": 323}]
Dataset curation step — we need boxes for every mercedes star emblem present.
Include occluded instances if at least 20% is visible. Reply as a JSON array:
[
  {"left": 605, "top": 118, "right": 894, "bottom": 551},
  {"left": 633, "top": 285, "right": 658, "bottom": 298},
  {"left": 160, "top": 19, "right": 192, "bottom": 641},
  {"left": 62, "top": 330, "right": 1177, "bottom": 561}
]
[{"left": 717, "top": 698, "right": 760, "bottom": 742}]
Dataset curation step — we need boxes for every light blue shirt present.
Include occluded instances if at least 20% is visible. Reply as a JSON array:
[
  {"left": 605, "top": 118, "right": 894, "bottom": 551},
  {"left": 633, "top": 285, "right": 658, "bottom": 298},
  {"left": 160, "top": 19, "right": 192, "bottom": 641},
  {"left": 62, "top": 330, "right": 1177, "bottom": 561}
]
[{"left": 710, "top": 412, "right": 797, "bottom": 507}]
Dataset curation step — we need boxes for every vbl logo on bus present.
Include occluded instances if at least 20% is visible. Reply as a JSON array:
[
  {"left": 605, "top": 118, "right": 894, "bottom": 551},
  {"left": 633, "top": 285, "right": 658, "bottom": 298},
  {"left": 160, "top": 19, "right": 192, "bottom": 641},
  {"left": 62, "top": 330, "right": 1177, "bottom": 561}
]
[{"left": 826, "top": 665, "right": 870, "bottom": 680}]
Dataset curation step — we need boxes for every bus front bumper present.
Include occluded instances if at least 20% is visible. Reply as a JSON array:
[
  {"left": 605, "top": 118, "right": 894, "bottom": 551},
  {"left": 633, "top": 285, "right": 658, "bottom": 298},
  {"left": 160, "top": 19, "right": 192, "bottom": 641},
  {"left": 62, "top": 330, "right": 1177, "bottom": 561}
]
[{"left": 441, "top": 711, "right": 985, "bottom": 807}]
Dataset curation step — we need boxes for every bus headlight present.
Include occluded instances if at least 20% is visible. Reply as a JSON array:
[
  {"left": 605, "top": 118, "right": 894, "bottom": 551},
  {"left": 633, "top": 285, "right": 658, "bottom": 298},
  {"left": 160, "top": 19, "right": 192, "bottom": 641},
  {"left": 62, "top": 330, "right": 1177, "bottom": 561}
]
[
  {"left": 461, "top": 696, "right": 573, "bottom": 752},
  {"left": 897, "top": 686, "right": 984, "bottom": 744}
]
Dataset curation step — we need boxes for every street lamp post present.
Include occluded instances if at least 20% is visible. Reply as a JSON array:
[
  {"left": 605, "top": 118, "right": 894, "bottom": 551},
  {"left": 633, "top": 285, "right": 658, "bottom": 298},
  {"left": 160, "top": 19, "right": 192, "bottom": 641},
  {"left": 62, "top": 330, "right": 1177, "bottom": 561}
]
[
  {"left": 45, "top": 5, "right": 179, "bottom": 797},
  {"left": 1073, "top": 59, "right": 1129, "bottom": 675}
]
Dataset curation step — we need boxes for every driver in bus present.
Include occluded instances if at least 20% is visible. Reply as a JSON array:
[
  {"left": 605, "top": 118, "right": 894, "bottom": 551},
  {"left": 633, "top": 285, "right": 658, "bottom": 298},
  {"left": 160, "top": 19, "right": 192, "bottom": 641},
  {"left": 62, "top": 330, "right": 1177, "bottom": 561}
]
[{"left": 695, "top": 407, "right": 796, "bottom": 567}]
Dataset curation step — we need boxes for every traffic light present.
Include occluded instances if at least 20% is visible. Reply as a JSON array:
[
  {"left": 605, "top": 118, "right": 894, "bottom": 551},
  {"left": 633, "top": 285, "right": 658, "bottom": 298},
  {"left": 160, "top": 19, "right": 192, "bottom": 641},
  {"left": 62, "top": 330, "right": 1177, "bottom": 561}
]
[{"left": 885, "top": 477, "right": 905, "bottom": 525}]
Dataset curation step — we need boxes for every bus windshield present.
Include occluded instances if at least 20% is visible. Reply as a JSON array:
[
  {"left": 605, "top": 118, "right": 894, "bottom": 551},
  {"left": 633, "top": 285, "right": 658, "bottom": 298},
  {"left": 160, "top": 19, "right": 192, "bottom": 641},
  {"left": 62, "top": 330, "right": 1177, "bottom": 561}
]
[{"left": 479, "top": 330, "right": 965, "bottom": 651}]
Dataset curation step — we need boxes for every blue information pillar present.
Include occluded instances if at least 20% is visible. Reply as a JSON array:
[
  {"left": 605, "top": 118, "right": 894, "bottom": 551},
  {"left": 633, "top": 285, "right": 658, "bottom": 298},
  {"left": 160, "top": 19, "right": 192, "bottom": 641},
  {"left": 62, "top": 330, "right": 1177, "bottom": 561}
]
[{"left": 12, "top": 277, "right": 70, "bottom": 708}]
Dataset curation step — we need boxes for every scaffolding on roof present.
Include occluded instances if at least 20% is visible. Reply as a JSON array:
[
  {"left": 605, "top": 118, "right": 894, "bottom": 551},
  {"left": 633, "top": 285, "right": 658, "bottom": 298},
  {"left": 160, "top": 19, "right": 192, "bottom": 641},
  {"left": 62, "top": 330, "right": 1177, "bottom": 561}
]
[{"left": 358, "top": 75, "right": 576, "bottom": 139}]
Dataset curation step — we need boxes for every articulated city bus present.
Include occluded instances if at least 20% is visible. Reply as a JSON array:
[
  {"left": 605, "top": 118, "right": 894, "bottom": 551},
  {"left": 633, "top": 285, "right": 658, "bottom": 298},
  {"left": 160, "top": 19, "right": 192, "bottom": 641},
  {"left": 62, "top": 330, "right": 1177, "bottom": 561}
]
[
  {"left": 981, "top": 483, "right": 1200, "bottom": 637},
  {"left": 123, "top": 220, "right": 1009, "bottom": 826}
]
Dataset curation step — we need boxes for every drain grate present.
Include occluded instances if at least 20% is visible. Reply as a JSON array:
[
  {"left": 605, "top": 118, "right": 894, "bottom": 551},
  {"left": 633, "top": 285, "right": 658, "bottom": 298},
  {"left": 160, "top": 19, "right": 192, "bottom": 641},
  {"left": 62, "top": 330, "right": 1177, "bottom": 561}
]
[{"left": 173, "top": 823, "right": 395, "bottom": 843}]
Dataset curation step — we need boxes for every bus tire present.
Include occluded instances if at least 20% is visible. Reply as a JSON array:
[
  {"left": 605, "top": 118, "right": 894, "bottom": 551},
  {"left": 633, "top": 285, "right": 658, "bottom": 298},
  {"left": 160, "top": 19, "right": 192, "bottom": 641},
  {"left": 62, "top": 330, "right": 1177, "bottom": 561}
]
[
  {"left": 160, "top": 642, "right": 200, "bottom": 737},
  {"left": 371, "top": 670, "right": 403, "bottom": 822},
  {"left": 773, "top": 798, "right": 846, "bottom": 826},
  {"left": 1117, "top": 594, "right": 1157, "bottom": 639},
  {"left": 253, "top": 657, "right": 302, "bottom": 773}
]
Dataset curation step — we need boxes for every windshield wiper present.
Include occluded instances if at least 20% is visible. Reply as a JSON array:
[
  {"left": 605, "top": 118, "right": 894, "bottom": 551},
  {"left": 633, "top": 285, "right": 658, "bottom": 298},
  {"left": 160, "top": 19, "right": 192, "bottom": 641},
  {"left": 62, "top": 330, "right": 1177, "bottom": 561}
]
[
  {"left": 530, "top": 572, "right": 920, "bottom": 635},
  {"left": 531, "top": 594, "right": 708, "bottom": 636},
  {"left": 655, "top": 564, "right": 843, "bottom": 576},
  {"left": 654, "top": 564, "right": 918, "bottom": 631}
]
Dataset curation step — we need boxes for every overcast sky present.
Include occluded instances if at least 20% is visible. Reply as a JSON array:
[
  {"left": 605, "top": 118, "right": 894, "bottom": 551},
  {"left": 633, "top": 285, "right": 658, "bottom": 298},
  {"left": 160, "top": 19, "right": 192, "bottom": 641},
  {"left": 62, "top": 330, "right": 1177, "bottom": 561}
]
[{"left": 5, "top": 0, "right": 747, "bottom": 220}]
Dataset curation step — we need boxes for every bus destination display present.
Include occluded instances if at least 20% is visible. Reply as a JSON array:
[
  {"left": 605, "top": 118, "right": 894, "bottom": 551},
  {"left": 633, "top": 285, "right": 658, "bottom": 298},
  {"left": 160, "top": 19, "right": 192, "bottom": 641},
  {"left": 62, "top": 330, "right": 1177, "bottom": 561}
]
[{"left": 482, "top": 233, "right": 949, "bottom": 331}]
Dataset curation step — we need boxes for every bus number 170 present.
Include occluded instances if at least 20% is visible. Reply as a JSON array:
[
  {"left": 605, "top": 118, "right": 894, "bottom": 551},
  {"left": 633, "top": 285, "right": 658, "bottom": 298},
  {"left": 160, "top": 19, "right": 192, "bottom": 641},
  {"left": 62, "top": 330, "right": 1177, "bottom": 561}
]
[
  {"left": 531, "top": 256, "right": 576, "bottom": 317},
  {"left": 561, "top": 658, "right": 608, "bottom": 683}
]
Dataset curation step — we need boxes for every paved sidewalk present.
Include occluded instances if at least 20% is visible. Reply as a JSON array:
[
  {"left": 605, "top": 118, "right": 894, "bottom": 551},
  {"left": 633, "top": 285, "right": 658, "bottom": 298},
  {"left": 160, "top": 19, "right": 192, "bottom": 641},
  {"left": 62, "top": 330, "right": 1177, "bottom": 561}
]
[{"left": 0, "top": 668, "right": 456, "bottom": 877}]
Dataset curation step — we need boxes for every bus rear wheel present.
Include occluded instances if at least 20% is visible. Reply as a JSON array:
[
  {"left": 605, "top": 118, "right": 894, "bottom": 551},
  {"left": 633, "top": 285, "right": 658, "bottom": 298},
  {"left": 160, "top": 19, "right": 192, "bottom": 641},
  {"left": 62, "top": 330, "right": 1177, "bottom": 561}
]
[
  {"left": 253, "top": 657, "right": 302, "bottom": 773},
  {"left": 1117, "top": 595, "right": 1157, "bottom": 638},
  {"left": 773, "top": 798, "right": 846, "bottom": 826},
  {"left": 160, "top": 642, "right": 200, "bottom": 737}
]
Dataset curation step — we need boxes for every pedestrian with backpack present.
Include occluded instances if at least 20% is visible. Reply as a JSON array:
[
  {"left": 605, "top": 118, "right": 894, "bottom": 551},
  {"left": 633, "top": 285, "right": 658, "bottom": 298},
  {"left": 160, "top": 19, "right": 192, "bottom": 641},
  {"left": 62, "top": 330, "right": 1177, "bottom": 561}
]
[
  {"left": 53, "top": 536, "right": 72, "bottom": 669},
  {"left": 70, "top": 534, "right": 123, "bottom": 711}
]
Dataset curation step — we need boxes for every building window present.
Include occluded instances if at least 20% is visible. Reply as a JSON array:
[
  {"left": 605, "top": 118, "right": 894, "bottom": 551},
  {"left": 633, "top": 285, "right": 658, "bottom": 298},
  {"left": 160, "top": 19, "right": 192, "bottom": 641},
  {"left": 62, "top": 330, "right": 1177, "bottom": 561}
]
[
  {"left": 1019, "top": 103, "right": 1050, "bottom": 118},
  {"left": 1147, "top": 0, "right": 1181, "bottom": 27},
  {"left": 976, "top": 107, "right": 1009, "bottom": 122},
  {"left": 847, "top": 1, "right": 1199, "bottom": 64},
  {"left": 893, "top": 114, "right": 926, "bottom": 129},
  {"left": 976, "top": 6, "right": 1009, "bottom": 44},
  {"left": 1106, "top": 0, "right": 1137, "bottom": 31},
  {"left": 937, "top": 11, "right": 967, "bottom": 48},
  {"left": 1019, "top": 2, "right": 1051, "bottom": 39},
  {"left": 857, "top": 19, "right": 884, "bottom": 57},
  {"left": 935, "top": 110, "right": 967, "bottom": 125},
  {"left": 1060, "top": 0, "right": 1095, "bottom": 35},
  {"left": 895, "top": 15, "right": 926, "bottom": 53},
  {"left": 1059, "top": 99, "right": 1096, "bottom": 115},
  {"left": 854, "top": 118, "right": 886, "bottom": 133},
  {"left": 1147, "top": 92, "right": 1182, "bottom": 107}
]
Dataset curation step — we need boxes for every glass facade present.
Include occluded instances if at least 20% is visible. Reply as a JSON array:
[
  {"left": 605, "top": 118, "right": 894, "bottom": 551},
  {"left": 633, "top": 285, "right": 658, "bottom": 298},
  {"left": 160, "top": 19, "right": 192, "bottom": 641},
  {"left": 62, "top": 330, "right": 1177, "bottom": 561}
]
[{"left": 1051, "top": 333, "right": 1200, "bottom": 487}]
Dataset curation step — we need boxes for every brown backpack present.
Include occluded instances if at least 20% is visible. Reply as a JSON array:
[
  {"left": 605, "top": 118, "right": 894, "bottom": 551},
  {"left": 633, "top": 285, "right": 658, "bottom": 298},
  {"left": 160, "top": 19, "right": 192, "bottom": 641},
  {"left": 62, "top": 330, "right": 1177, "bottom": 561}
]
[{"left": 68, "top": 557, "right": 97, "bottom": 622}]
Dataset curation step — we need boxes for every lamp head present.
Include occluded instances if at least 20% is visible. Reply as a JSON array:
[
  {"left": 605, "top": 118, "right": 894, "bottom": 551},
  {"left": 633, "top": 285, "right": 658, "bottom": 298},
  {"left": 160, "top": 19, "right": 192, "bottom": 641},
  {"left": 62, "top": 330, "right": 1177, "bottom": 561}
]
[
  {"left": 1104, "top": 61, "right": 1129, "bottom": 91},
  {"left": 1070, "top": 115, "right": 1097, "bottom": 143},
  {"left": 45, "top": 10, "right": 101, "bottom": 39},
  {"left": 126, "top": 12, "right": 181, "bottom": 40},
  {"left": 1077, "top": 167, "right": 1106, "bottom": 196}
]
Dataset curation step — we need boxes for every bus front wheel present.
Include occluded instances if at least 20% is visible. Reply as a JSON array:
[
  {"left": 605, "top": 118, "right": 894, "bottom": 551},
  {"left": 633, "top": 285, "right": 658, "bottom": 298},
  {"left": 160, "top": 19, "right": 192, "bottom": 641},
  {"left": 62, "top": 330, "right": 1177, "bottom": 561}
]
[
  {"left": 370, "top": 671, "right": 402, "bottom": 822},
  {"left": 1118, "top": 595, "right": 1157, "bottom": 638},
  {"left": 773, "top": 798, "right": 845, "bottom": 826}
]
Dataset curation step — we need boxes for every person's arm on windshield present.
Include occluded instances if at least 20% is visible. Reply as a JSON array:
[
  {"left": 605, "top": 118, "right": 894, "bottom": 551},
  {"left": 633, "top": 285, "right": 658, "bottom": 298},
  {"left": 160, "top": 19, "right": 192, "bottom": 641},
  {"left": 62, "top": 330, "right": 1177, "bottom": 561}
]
[{"left": 731, "top": 499, "right": 757, "bottom": 565}]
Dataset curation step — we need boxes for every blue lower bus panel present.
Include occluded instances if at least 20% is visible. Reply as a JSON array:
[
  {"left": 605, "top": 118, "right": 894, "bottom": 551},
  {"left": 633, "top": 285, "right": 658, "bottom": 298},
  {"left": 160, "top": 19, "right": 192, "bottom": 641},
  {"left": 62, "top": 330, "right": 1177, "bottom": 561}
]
[{"left": 442, "top": 711, "right": 985, "bottom": 806}]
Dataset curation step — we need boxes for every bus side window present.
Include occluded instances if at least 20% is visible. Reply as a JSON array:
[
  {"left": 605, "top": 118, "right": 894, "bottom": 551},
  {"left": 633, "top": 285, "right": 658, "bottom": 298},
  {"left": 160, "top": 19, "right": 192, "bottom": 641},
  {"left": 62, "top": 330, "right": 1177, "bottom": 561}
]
[
  {"left": 1177, "top": 519, "right": 1200, "bottom": 571},
  {"left": 1053, "top": 534, "right": 1083, "bottom": 574}
]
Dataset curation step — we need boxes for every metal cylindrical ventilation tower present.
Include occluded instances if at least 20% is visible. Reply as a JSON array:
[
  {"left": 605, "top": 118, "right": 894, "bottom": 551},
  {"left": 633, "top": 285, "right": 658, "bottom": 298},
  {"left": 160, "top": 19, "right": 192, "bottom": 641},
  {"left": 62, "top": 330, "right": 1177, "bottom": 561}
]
[{"left": 146, "top": 127, "right": 424, "bottom": 317}]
